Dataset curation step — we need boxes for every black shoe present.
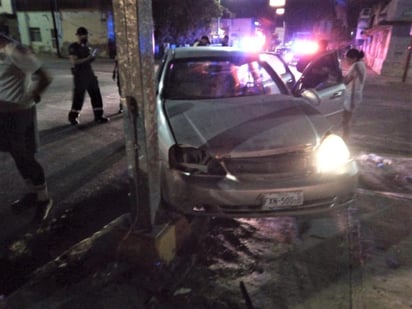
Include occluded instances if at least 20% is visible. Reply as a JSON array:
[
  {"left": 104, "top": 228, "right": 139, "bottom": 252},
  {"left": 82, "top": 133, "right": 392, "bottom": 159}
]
[
  {"left": 118, "top": 108, "right": 123, "bottom": 114},
  {"left": 68, "top": 115, "right": 80, "bottom": 125},
  {"left": 11, "top": 193, "right": 37, "bottom": 213},
  {"left": 95, "top": 116, "right": 109, "bottom": 124},
  {"left": 34, "top": 199, "right": 53, "bottom": 222}
]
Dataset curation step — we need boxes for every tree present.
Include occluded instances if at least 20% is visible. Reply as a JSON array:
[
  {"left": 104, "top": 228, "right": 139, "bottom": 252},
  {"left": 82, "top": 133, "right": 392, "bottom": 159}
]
[{"left": 152, "top": 0, "right": 221, "bottom": 46}]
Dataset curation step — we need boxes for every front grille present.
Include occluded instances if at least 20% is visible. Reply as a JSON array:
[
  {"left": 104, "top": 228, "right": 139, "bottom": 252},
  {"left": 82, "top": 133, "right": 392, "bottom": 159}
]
[{"left": 223, "top": 151, "right": 314, "bottom": 175}]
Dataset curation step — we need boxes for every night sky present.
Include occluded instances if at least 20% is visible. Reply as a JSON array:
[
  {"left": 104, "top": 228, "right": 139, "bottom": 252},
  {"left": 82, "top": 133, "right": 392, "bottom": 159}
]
[{"left": 221, "top": 0, "right": 369, "bottom": 30}]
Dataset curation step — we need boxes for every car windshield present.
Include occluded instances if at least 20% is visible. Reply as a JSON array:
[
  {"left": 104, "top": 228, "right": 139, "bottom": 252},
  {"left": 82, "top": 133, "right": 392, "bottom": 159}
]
[{"left": 163, "top": 58, "right": 283, "bottom": 100}]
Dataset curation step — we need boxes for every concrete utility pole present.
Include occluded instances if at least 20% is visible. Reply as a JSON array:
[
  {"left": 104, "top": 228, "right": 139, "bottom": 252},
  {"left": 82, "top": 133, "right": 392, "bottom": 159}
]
[
  {"left": 112, "top": 0, "right": 159, "bottom": 231},
  {"left": 402, "top": 37, "right": 412, "bottom": 83}
]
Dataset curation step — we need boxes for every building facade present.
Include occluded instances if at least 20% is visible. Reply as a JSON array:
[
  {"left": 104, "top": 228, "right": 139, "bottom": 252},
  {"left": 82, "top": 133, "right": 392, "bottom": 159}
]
[
  {"left": 360, "top": 0, "right": 412, "bottom": 81},
  {"left": 5, "top": 0, "right": 114, "bottom": 57}
]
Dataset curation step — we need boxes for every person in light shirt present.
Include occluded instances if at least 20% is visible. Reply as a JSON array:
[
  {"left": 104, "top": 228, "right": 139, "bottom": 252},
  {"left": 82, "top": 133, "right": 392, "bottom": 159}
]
[
  {"left": 342, "top": 48, "right": 366, "bottom": 141},
  {"left": 0, "top": 33, "right": 53, "bottom": 221}
]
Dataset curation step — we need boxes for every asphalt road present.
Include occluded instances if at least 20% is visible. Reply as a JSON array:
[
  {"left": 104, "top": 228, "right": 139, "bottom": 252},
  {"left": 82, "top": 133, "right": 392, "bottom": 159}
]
[{"left": 1, "top": 56, "right": 411, "bottom": 307}]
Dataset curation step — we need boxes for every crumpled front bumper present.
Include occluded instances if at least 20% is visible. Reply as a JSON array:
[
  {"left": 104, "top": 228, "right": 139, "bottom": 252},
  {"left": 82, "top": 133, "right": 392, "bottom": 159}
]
[{"left": 161, "top": 160, "right": 358, "bottom": 217}]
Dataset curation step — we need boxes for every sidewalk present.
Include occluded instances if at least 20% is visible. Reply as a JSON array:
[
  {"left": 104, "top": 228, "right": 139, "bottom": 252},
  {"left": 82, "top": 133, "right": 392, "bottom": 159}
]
[{"left": 348, "top": 64, "right": 412, "bottom": 157}]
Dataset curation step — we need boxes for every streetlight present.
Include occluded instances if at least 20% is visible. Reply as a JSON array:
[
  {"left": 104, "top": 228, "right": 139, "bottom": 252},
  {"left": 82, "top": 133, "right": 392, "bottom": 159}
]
[{"left": 269, "top": 0, "right": 285, "bottom": 7}]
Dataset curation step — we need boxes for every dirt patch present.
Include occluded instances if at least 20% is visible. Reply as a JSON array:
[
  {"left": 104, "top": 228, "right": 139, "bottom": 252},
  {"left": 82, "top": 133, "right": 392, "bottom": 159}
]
[{"left": 356, "top": 153, "right": 412, "bottom": 193}]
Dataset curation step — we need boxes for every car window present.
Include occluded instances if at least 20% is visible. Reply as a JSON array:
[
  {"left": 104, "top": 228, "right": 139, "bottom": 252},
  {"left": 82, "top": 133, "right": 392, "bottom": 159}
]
[
  {"left": 301, "top": 52, "right": 342, "bottom": 91},
  {"left": 163, "top": 59, "right": 282, "bottom": 100},
  {"left": 259, "top": 53, "right": 296, "bottom": 90},
  {"left": 259, "top": 53, "right": 287, "bottom": 76}
]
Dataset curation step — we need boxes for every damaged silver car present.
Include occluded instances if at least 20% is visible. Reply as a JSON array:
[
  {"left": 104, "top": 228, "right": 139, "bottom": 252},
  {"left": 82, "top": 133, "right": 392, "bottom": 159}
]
[{"left": 156, "top": 47, "right": 358, "bottom": 217}]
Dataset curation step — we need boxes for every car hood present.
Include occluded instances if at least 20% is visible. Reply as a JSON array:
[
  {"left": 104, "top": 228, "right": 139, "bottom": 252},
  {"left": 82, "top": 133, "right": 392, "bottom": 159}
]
[{"left": 165, "top": 94, "right": 331, "bottom": 158}]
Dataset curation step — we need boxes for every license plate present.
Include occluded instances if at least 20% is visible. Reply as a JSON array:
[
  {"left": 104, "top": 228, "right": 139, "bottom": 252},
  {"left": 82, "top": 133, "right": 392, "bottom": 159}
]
[{"left": 262, "top": 191, "right": 303, "bottom": 209}]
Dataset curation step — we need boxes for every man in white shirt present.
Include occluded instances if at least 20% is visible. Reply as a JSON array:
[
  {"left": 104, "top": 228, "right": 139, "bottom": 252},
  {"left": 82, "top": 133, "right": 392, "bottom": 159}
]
[{"left": 0, "top": 33, "right": 53, "bottom": 222}]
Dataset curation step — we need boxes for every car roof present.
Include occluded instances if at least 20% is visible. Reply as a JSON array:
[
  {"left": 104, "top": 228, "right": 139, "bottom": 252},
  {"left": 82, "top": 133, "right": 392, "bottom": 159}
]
[{"left": 167, "top": 46, "right": 260, "bottom": 60}]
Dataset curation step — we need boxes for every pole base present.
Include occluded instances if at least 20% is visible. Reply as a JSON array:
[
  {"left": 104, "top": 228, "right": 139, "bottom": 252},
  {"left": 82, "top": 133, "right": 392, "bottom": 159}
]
[{"left": 117, "top": 216, "right": 191, "bottom": 271}]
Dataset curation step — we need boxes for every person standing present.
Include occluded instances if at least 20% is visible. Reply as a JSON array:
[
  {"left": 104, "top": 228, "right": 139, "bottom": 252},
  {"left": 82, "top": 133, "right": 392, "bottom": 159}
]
[
  {"left": 0, "top": 33, "right": 53, "bottom": 221},
  {"left": 221, "top": 35, "right": 229, "bottom": 46},
  {"left": 68, "top": 27, "right": 109, "bottom": 125},
  {"left": 194, "top": 35, "right": 210, "bottom": 46},
  {"left": 342, "top": 48, "right": 366, "bottom": 141}
]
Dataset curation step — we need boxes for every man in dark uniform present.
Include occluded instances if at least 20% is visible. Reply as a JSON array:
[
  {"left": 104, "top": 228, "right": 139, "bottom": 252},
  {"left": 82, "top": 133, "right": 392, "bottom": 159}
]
[{"left": 68, "top": 27, "right": 109, "bottom": 125}]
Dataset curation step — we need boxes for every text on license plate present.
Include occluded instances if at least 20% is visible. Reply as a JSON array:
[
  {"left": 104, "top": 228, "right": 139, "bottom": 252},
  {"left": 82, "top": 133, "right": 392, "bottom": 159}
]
[{"left": 262, "top": 191, "right": 303, "bottom": 208}]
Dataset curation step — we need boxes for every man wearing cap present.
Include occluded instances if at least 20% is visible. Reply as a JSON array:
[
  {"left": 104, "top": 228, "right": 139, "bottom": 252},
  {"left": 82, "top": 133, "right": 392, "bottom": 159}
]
[{"left": 68, "top": 27, "right": 109, "bottom": 125}]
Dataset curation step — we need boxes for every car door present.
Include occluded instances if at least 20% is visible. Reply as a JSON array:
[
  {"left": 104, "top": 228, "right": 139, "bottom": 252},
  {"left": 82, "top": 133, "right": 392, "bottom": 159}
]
[
  {"left": 259, "top": 52, "right": 296, "bottom": 90},
  {"left": 293, "top": 51, "right": 345, "bottom": 127}
]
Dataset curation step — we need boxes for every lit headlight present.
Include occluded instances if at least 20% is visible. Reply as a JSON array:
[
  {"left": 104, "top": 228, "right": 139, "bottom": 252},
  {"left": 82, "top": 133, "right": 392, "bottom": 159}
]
[{"left": 315, "top": 134, "right": 350, "bottom": 173}]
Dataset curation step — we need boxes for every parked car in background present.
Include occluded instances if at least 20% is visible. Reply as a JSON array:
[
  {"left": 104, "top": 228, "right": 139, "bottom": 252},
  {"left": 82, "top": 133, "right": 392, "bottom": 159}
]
[{"left": 156, "top": 46, "right": 358, "bottom": 217}]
